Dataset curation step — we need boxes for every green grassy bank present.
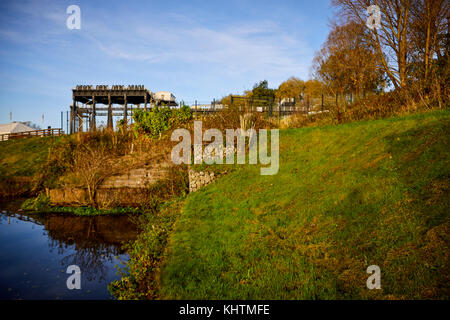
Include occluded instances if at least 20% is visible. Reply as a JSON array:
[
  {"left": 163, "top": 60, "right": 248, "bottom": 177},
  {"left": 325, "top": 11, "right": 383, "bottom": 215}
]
[
  {"left": 0, "top": 136, "right": 58, "bottom": 196},
  {"left": 115, "top": 109, "right": 449, "bottom": 299}
]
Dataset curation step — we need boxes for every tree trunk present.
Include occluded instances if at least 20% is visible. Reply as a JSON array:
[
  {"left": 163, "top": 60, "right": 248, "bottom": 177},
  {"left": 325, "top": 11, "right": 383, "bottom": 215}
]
[{"left": 424, "top": 3, "right": 431, "bottom": 83}]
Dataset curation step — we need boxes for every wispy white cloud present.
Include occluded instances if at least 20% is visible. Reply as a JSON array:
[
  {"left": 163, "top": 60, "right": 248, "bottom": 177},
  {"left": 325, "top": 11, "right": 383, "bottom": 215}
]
[
  {"left": 1, "top": 0, "right": 313, "bottom": 84},
  {"left": 4, "top": 0, "right": 66, "bottom": 25},
  {"left": 83, "top": 16, "right": 312, "bottom": 81}
]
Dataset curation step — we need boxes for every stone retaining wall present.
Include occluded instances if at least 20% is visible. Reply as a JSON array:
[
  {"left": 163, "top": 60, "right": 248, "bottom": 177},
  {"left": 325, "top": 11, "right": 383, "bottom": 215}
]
[
  {"left": 189, "top": 169, "right": 216, "bottom": 192},
  {"left": 101, "top": 166, "right": 168, "bottom": 188},
  {"left": 49, "top": 165, "right": 170, "bottom": 206},
  {"left": 50, "top": 164, "right": 221, "bottom": 205},
  {"left": 49, "top": 187, "right": 151, "bottom": 207}
]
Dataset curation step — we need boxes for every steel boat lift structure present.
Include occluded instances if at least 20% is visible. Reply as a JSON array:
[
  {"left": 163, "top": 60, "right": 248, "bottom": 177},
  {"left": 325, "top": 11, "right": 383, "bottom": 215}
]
[{"left": 70, "top": 85, "right": 177, "bottom": 133}]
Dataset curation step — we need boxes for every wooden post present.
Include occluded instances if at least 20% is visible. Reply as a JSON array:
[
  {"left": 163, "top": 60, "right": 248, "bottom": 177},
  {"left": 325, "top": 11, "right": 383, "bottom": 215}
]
[{"left": 144, "top": 94, "right": 148, "bottom": 111}]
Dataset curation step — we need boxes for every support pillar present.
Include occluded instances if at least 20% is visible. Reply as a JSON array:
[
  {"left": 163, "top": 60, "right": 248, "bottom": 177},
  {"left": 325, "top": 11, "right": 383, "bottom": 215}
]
[
  {"left": 78, "top": 114, "right": 83, "bottom": 132},
  {"left": 123, "top": 94, "right": 128, "bottom": 128},
  {"left": 70, "top": 103, "right": 74, "bottom": 134},
  {"left": 195, "top": 100, "right": 197, "bottom": 119},
  {"left": 144, "top": 94, "right": 148, "bottom": 111},
  {"left": 91, "top": 96, "right": 96, "bottom": 131},
  {"left": 130, "top": 105, "right": 133, "bottom": 124},
  {"left": 71, "top": 97, "right": 77, "bottom": 134},
  {"left": 107, "top": 94, "right": 113, "bottom": 130}
]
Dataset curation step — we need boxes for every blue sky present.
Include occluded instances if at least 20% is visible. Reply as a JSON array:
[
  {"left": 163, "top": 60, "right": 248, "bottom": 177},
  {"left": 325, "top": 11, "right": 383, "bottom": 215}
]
[{"left": 0, "top": 0, "right": 334, "bottom": 129}]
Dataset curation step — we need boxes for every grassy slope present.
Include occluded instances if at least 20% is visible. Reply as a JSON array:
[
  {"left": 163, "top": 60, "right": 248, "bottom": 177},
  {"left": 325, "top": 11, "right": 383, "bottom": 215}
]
[
  {"left": 0, "top": 137, "right": 56, "bottom": 196},
  {"left": 159, "top": 110, "right": 449, "bottom": 299}
]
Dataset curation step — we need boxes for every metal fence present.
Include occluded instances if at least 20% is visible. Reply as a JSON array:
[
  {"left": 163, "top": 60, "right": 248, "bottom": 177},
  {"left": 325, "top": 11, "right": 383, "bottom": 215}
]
[{"left": 186, "top": 95, "right": 335, "bottom": 118}]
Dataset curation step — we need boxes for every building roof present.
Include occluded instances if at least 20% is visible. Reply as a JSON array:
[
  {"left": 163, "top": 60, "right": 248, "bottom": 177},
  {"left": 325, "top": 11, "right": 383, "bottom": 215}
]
[{"left": 0, "top": 122, "right": 36, "bottom": 135}]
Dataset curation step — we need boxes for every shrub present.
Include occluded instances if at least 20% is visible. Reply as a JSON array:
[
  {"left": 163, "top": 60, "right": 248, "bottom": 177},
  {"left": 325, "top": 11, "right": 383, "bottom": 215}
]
[
  {"left": 133, "top": 105, "right": 193, "bottom": 139},
  {"left": 287, "top": 89, "right": 449, "bottom": 129},
  {"left": 202, "top": 104, "right": 272, "bottom": 132},
  {"left": 21, "top": 193, "right": 50, "bottom": 211},
  {"left": 108, "top": 198, "right": 184, "bottom": 299}
]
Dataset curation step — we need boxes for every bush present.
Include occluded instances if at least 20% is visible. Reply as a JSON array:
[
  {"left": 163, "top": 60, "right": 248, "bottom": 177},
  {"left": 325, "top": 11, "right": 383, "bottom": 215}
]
[
  {"left": 21, "top": 193, "right": 50, "bottom": 211},
  {"left": 133, "top": 105, "right": 192, "bottom": 139},
  {"left": 287, "top": 88, "right": 449, "bottom": 129},
  {"left": 108, "top": 198, "right": 184, "bottom": 299},
  {"left": 202, "top": 104, "right": 272, "bottom": 132}
]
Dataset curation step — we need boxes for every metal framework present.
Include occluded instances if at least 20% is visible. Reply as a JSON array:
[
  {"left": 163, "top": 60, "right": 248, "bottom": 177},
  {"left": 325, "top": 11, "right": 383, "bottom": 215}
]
[{"left": 70, "top": 85, "right": 177, "bottom": 133}]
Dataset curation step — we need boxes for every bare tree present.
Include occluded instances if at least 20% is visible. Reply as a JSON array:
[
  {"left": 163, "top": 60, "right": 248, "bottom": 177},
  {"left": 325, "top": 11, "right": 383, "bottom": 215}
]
[
  {"left": 332, "top": 0, "right": 448, "bottom": 91},
  {"left": 409, "top": 0, "right": 449, "bottom": 83},
  {"left": 332, "top": 0, "right": 413, "bottom": 89},
  {"left": 73, "top": 145, "right": 112, "bottom": 207}
]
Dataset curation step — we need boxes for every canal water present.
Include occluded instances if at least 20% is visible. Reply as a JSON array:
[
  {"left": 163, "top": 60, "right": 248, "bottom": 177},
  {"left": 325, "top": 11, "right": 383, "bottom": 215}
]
[{"left": 0, "top": 199, "right": 138, "bottom": 300}]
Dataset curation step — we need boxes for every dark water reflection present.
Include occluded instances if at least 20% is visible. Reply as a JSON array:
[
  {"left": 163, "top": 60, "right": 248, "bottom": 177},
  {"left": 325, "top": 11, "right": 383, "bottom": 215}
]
[{"left": 0, "top": 199, "right": 138, "bottom": 300}]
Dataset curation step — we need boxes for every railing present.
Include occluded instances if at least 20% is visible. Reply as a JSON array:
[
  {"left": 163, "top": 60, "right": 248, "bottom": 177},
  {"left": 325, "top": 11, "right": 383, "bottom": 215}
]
[
  {"left": 0, "top": 128, "right": 64, "bottom": 142},
  {"left": 191, "top": 105, "right": 315, "bottom": 117}
]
